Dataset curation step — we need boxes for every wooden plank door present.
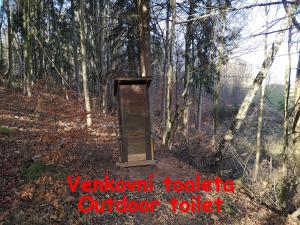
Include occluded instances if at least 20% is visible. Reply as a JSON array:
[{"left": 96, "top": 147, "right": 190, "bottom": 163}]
[{"left": 120, "top": 84, "right": 150, "bottom": 162}]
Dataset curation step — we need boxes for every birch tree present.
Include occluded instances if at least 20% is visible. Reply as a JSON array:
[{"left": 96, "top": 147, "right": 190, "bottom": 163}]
[
  {"left": 213, "top": 2, "right": 298, "bottom": 165},
  {"left": 253, "top": 4, "right": 270, "bottom": 182}
]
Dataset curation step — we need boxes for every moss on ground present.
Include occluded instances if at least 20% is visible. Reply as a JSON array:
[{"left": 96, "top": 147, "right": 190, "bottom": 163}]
[
  {"left": 0, "top": 125, "right": 12, "bottom": 135},
  {"left": 20, "top": 161, "right": 55, "bottom": 180}
]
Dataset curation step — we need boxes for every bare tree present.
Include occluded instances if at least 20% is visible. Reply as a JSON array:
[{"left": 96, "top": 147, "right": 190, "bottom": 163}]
[
  {"left": 290, "top": 49, "right": 300, "bottom": 215},
  {"left": 70, "top": 0, "right": 80, "bottom": 93},
  {"left": 79, "top": 0, "right": 92, "bottom": 127},
  {"left": 23, "top": 0, "right": 32, "bottom": 96},
  {"left": 213, "top": 3, "right": 298, "bottom": 165},
  {"left": 253, "top": 3, "right": 270, "bottom": 182},
  {"left": 282, "top": 18, "right": 292, "bottom": 180},
  {"left": 213, "top": 0, "right": 228, "bottom": 146},
  {"left": 138, "top": 0, "right": 151, "bottom": 78},
  {"left": 182, "top": 0, "right": 195, "bottom": 136},
  {"left": 5, "top": 0, "right": 12, "bottom": 87},
  {"left": 163, "top": 0, "right": 176, "bottom": 148},
  {"left": 293, "top": 50, "right": 300, "bottom": 178}
]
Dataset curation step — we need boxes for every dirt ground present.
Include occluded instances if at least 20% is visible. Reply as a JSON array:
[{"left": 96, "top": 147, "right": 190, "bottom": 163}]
[{"left": 0, "top": 85, "right": 296, "bottom": 225}]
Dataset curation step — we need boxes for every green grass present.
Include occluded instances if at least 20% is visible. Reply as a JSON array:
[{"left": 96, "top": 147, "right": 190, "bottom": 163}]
[
  {"left": 0, "top": 125, "right": 12, "bottom": 135},
  {"left": 265, "top": 84, "right": 294, "bottom": 111},
  {"left": 20, "top": 161, "right": 55, "bottom": 180}
]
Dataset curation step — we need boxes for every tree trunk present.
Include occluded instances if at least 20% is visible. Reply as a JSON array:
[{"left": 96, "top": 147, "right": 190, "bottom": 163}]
[
  {"left": 162, "top": 0, "right": 176, "bottom": 148},
  {"left": 210, "top": 14, "right": 217, "bottom": 146},
  {"left": 23, "top": 0, "right": 32, "bottom": 97},
  {"left": 196, "top": 84, "right": 203, "bottom": 130},
  {"left": 37, "top": 0, "right": 44, "bottom": 79},
  {"left": 214, "top": 4, "right": 297, "bottom": 163},
  {"left": 79, "top": 0, "right": 92, "bottom": 127},
  {"left": 175, "top": 46, "right": 180, "bottom": 113},
  {"left": 106, "top": 3, "right": 113, "bottom": 113},
  {"left": 138, "top": 0, "right": 151, "bottom": 77},
  {"left": 280, "top": 22, "right": 294, "bottom": 209},
  {"left": 294, "top": 54, "right": 300, "bottom": 154},
  {"left": 161, "top": 2, "right": 170, "bottom": 127},
  {"left": 282, "top": 23, "right": 292, "bottom": 179},
  {"left": 291, "top": 50, "right": 300, "bottom": 210},
  {"left": 254, "top": 4, "right": 269, "bottom": 182},
  {"left": 213, "top": 0, "right": 227, "bottom": 146},
  {"left": 99, "top": 1, "right": 106, "bottom": 113},
  {"left": 5, "top": 0, "right": 13, "bottom": 87},
  {"left": 71, "top": 0, "right": 80, "bottom": 93},
  {"left": 183, "top": 0, "right": 195, "bottom": 136},
  {"left": 102, "top": 82, "right": 108, "bottom": 115}
]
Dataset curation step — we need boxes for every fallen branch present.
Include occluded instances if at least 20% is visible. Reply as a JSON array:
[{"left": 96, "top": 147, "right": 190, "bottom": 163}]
[{"left": 290, "top": 207, "right": 300, "bottom": 219}]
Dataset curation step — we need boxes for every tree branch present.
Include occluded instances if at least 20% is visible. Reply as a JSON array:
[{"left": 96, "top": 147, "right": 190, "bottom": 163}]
[{"left": 176, "top": 1, "right": 297, "bottom": 24}]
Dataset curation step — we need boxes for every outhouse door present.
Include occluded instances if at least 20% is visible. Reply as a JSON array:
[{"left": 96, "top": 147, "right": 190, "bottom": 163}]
[{"left": 119, "top": 83, "right": 151, "bottom": 162}]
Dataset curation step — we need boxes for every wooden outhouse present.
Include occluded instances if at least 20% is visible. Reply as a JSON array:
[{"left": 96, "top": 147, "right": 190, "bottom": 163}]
[{"left": 114, "top": 77, "right": 155, "bottom": 167}]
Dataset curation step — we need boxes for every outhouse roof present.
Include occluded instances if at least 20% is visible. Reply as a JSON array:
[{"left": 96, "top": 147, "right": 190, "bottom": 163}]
[{"left": 114, "top": 77, "right": 152, "bottom": 96}]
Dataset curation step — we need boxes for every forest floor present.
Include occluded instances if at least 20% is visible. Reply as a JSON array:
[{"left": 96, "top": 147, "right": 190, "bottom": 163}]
[{"left": 0, "top": 84, "right": 297, "bottom": 225}]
